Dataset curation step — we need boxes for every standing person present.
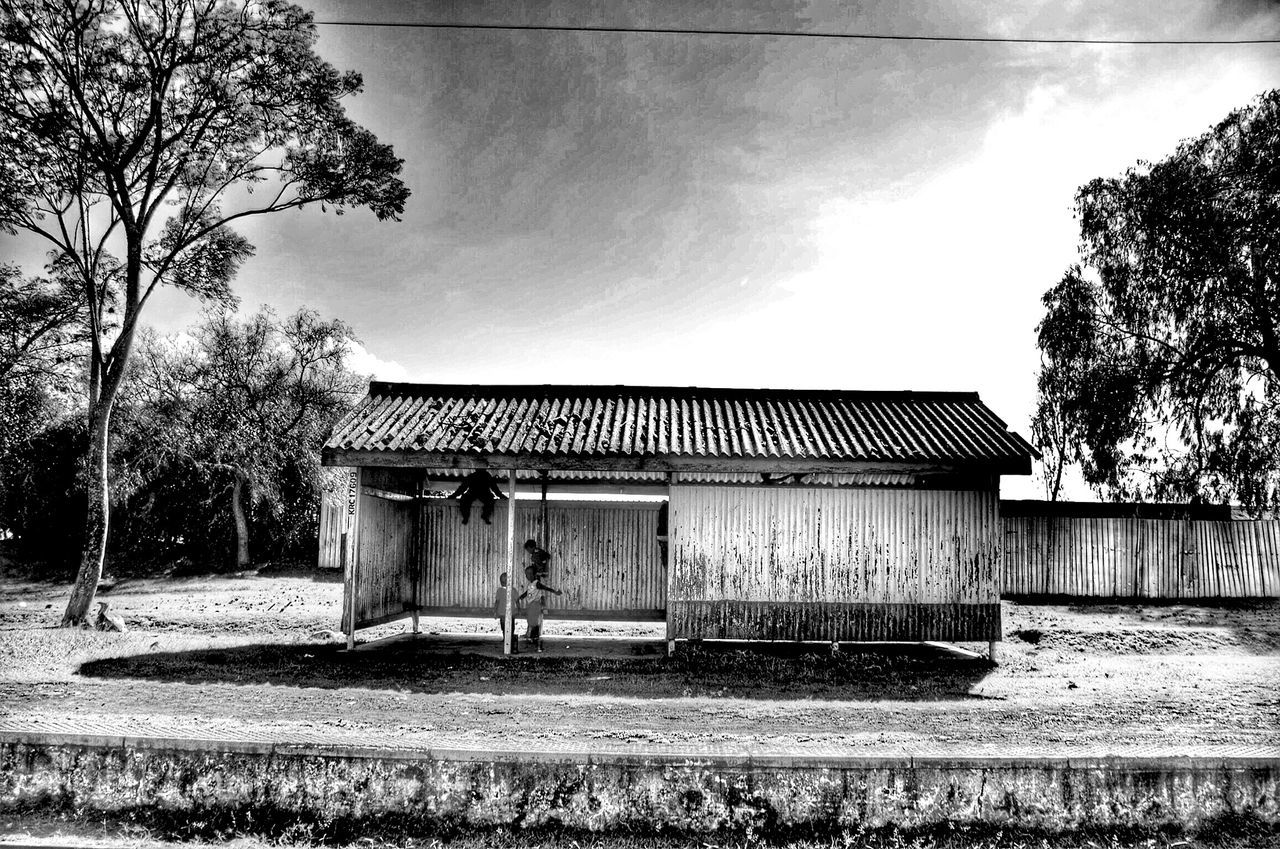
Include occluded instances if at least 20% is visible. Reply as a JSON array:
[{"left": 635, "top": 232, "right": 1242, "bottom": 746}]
[
  {"left": 519, "top": 539, "right": 562, "bottom": 652},
  {"left": 450, "top": 469, "right": 508, "bottom": 525},
  {"left": 493, "top": 572, "right": 518, "bottom": 653}
]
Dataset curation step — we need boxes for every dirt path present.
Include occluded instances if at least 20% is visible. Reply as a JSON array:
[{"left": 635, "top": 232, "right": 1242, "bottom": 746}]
[{"left": 2, "top": 571, "right": 1277, "bottom": 754}]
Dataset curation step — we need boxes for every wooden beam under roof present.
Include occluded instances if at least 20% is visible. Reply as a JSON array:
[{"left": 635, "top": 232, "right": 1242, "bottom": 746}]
[{"left": 321, "top": 447, "right": 1032, "bottom": 477}]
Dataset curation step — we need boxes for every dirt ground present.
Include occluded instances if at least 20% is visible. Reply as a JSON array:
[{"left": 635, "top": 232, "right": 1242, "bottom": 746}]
[{"left": 1, "top": 567, "right": 1278, "bottom": 753}]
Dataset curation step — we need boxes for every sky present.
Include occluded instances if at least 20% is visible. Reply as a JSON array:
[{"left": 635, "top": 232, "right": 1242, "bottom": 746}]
[{"left": 4, "top": 0, "right": 1280, "bottom": 498}]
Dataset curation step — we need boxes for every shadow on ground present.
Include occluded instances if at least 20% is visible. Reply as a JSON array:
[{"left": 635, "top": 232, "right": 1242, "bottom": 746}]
[{"left": 78, "top": 638, "right": 995, "bottom": 700}]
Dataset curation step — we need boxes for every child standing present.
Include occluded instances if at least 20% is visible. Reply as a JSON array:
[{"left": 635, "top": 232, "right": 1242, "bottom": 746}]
[{"left": 519, "top": 539, "right": 563, "bottom": 652}]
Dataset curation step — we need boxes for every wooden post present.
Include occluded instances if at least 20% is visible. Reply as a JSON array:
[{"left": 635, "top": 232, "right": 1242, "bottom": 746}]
[
  {"left": 410, "top": 473, "right": 424, "bottom": 635},
  {"left": 340, "top": 535, "right": 351, "bottom": 648},
  {"left": 988, "top": 640, "right": 998, "bottom": 664},
  {"left": 664, "top": 474, "right": 675, "bottom": 657},
  {"left": 504, "top": 468, "right": 518, "bottom": 656},
  {"left": 342, "top": 467, "right": 361, "bottom": 651},
  {"left": 539, "top": 470, "right": 549, "bottom": 541}
]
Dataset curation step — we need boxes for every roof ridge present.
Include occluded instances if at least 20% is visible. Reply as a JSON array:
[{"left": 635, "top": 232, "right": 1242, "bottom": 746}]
[{"left": 368, "top": 381, "right": 983, "bottom": 402}]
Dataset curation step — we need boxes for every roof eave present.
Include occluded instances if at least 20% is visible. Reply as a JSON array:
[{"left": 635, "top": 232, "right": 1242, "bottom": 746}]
[{"left": 321, "top": 447, "right": 1033, "bottom": 476}]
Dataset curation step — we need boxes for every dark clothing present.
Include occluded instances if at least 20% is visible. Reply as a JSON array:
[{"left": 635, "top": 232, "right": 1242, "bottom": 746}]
[
  {"left": 494, "top": 584, "right": 518, "bottom": 652},
  {"left": 451, "top": 470, "right": 506, "bottom": 524},
  {"left": 459, "top": 491, "right": 497, "bottom": 524},
  {"left": 523, "top": 546, "right": 551, "bottom": 582},
  {"left": 499, "top": 617, "right": 520, "bottom": 653}
]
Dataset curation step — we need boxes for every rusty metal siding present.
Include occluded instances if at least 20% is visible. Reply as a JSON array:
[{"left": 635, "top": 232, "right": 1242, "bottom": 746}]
[
  {"left": 417, "top": 500, "right": 665, "bottom": 615},
  {"left": 352, "top": 492, "right": 415, "bottom": 628},
  {"left": 317, "top": 483, "right": 345, "bottom": 571},
  {"left": 326, "top": 383, "right": 1035, "bottom": 467},
  {"left": 1002, "top": 514, "right": 1280, "bottom": 598},
  {"left": 669, "top": 485, "right": 1001, "bottom": 641}
]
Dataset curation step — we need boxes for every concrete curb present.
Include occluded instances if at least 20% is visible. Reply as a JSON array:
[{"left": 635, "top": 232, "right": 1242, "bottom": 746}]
[
  {"left": 2, "top": 731, "right": 1277, "bottom": 833},
  {"left": 4, "top": 730, "right": 1278, "bottom": 768}
]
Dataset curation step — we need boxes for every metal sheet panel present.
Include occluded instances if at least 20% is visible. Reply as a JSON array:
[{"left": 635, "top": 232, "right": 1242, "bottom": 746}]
[
  {"left": 417, "top": 499, "right": 666, "bottom": 615},
  {"left": 1001, "top": 513, "right": 1280, "bottom": 599},
  {"left": 316, "top": 469, "right": 348, "bottom": 572},
  {"left": 668, "top": 484, "right": 1001, "bottom": 641},
  {"left": 352, "top": 492, "right": 415, "bottom": 628}
]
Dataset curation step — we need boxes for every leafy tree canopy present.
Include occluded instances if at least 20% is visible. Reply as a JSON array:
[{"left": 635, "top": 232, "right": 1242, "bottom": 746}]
[
  {"left": 115, "top": 306, "right": 364, "bottom": 568},
  {"left": 1034, "top": 89, "right": 1280, "bottom": 511},
  {"left": 0, "top": 261, "right": 87, "bottom": 387},
  {"left": 0, "top": 0, "right": 407, "bottom": 622}
]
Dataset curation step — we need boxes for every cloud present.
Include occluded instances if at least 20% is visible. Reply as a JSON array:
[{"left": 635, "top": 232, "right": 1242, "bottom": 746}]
[{"left": 345, "top": 340, "right": 411, "bottom": 382}]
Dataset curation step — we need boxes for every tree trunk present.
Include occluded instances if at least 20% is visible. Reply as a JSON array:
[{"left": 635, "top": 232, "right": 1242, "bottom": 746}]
[
  {"left": 63, "top": 287, "right": 140, "bottom": 626},
  {"left": 231, "top": 471, "right": 251, "bottom": 569},
  {"left": 61, "top": 401, "right": 113, "bottom": 626}
]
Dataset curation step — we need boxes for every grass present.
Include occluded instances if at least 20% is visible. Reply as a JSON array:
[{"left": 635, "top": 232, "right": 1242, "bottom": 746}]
[{"left": 4, "top": 808, "right": 1277, "bottom": 849}]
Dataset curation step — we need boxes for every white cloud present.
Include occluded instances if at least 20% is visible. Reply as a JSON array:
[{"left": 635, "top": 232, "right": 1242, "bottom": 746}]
[
  {"left": 345, "top": 340, "right": 412, "bottom": 382},
  {"left": 669, "top": 59, "right": 1275, "bottom": 406}
]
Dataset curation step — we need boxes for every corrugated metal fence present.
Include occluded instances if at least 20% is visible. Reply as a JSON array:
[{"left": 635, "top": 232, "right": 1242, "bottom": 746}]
[{"left": 1002, "top": 506, "right": 1280, "bottom": 598}]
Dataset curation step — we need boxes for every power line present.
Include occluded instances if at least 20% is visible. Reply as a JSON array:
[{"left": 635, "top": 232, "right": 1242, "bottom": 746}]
[{"left": 312, "top": 19, "right": 1280, "bottom": 46}]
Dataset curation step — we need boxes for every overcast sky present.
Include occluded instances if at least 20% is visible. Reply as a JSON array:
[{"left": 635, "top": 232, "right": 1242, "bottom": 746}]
[{"left": 5, "top": 1, "right": 1280, "bottom": 497}]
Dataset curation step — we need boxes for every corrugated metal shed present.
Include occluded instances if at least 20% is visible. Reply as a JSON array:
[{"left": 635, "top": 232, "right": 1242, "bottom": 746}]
[{"left": 324, "top": 382, "right": 1035, "bottom": 474}]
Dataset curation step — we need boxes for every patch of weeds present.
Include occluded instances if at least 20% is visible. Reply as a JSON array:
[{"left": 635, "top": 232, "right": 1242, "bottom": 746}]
[
  {"left": 10, "top": 808, "right": 1279, "bottom": 849},
  {"left": 1193, "top": 810, "right": 1278, "bottom": 847}
]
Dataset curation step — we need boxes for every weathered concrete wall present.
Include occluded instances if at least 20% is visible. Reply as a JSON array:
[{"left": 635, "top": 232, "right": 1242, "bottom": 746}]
[{"left": 2, "top": 735, "right": 1276, "bottom": 833}]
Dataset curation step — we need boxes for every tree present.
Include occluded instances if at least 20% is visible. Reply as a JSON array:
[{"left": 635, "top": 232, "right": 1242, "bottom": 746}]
[
  {"left": 1034, "top": 89, "right": 1280, "bottom": 512},
  {"left": 0, "top": 0, "right": 408, "bottom": 623},
  {"left": 0, "top": 262, "right": 86, "bottom": 388},
  {"left": 116, "top": 307, "right": 363, "bottom": 569},
  {"left": 0, "top": 262, "right": 86, "bottom": 550}
]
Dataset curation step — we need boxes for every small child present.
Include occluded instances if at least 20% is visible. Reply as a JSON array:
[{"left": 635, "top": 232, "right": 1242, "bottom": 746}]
[
  {"left": 519, "top": 539, "right": 562, "bottom": 652},
  {"left": 520, "top": 582, "right": 562, "bottom": 653},
  {"left": 492, "top": 572, "right": 518, "bottom": 653}
]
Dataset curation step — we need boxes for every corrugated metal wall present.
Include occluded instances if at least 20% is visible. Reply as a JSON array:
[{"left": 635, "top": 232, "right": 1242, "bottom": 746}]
[
  {"left": 317, "top": 490, "right": 345, "bottom": 572},
  {"left": 351, "top": 491, "right": 416, "bottom": 628},
  {"left": 1002, "top": 515, "right": 1280, "bottom": 598},
  {"left": 416, "top": 499, "right": 666, "bottom": 618},
  {"left": 669, "top": 485, "right": 1001, "bottom": 641}
]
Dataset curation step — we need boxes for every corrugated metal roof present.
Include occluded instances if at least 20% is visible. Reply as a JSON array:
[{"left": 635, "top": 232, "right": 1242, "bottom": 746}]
[
  {"left": 417, "top": 469, "right": 916, "bottom": 487},
  {"left": 324, "top": 382, "right": 1037, "bottom": 472}
]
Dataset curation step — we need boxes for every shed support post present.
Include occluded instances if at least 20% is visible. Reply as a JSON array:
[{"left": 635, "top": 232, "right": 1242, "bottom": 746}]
[
  {"left": 342, "top": 467, "right": 361, "bottom": 652},
  {"left": 504, "top": 468, "right": 518, "bottom": 656},
  {"left": 410, "top": 473, "right": 424, "bottom": 635},
  {"left": 988, "top": 640, "right": 998, "bottom": 664},
  {"left": 340, "top": 537, "right": 353, "bottom": 650},
  {"left": 664, "top": 475, "right": 674, "bottom": 657}
]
